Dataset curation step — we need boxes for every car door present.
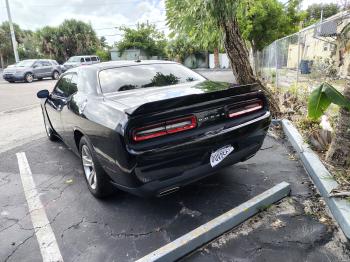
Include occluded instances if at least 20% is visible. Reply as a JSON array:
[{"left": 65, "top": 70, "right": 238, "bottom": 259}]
[
  {"left": 41, "top": 60, "right": 52, "bottom": 77},
  {"left": 33, "top": 61, "right": 44, "bottom": 77},
  {"left": 45, "top": 74, "right": 73, "bottom": 136}
]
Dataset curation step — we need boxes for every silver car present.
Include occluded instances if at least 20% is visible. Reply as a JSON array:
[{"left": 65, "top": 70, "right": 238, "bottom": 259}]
[
  {"left": 62, "top": 55, "right": 100, "bottom": 71},
  {"left": 2, "top": 59, "right": 62, "bottom": 83}
]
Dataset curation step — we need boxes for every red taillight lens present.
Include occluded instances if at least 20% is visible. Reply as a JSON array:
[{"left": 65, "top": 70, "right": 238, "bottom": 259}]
[
  {"left": 228, "top": 100, "right": 263, "bottom": 118},
  {"left": 132, "top": 116, "right": 197, "bottom": 142}
]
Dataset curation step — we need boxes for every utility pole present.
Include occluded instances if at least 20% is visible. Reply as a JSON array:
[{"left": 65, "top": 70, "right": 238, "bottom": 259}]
[{"left": 5, "top": 0, "right": 19, "bottom": 63}]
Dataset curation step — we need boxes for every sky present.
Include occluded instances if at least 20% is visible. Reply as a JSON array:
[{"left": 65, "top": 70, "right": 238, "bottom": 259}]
[{"left": 0, "top": 0, "right": 343, "bottom": 45}]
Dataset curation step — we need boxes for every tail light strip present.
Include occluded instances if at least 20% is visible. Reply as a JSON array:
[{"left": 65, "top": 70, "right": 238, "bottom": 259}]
[
  {"left": 228, "top": 100, "right": 263, "bottom": 118},
  {"left": 133, "top": 116, "right": 197, "bottom": 142}
]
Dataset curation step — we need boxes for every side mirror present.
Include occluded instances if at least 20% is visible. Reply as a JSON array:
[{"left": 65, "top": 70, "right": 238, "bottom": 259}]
[{"left": 37, "top": 89, "right": 49, "bottom": 99}]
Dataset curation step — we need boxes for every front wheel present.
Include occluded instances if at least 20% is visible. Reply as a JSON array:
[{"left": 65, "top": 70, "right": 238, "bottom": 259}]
[
  {"left": 24, "top": 73, "right": 33, "bottom": 83},
  {"left": 52, "top": 71, "right": 60, "bottom": 80},
  {"left": 79, "top": 136, "right": 115, "bottom": 198}
]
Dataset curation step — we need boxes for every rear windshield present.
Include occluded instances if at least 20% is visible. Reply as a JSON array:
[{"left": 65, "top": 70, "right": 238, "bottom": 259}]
[{"left": 99, "top": 63, "right": 205, "bottom": 93}]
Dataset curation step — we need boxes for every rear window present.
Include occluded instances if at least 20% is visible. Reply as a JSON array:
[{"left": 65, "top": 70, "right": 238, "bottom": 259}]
[{"left": 99, "top": 63, "right": 205, "bottom": 93}]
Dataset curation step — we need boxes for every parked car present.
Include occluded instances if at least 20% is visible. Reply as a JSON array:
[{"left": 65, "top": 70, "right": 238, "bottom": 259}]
[
  {"left": 3, "top": 59, "right": 62, "bottom": 83},
  {"left": 36, "top": 60, "right": 271, "bottom": 198},
  {"left": 62, "top": 55, "right": 100, "bottom": 71}
]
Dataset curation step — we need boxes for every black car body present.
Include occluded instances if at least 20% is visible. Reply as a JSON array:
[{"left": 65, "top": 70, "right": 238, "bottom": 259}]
[{"left": 37, "top": 61, "right": 271, "bottom": 198}]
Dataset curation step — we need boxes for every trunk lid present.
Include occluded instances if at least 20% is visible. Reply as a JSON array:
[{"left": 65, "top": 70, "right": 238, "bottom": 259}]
[{"left": 104, "top": 80, "right": 261, "bottom": 116}]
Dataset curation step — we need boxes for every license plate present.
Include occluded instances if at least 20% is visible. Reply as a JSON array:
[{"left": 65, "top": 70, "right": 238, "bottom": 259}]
[{"left": 210, "top": 145, "right": 234, "bottom": 167}]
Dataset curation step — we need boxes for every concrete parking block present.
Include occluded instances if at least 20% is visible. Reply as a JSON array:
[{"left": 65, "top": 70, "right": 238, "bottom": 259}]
[
  {"left": 136, "top": 182, "right": 291, "bottom": 262},
  {"left": 282, "top": 119, "right": 350, "bottom": 239}
]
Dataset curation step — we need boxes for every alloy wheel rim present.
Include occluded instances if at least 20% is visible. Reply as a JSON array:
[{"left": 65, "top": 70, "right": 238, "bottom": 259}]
[
  {"left": 81, "top": 145, "right": 97, "bottom": 190},
  {"left": 27, "top": 74, "right": 33, "bottom": 82}
]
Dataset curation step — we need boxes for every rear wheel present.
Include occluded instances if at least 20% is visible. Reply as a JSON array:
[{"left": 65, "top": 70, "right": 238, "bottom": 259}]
[
  {"left": 79, "top": 136, "right": 115, "bottom": 198},
  {"left": 7, "top": 80, "right": 15, "bottom": 83},
  {"left": 52, "top": 70, "right": 59, "bottom": 80},
  {"left": 24, "top": 73, "right": 33, "bottom": 83}
]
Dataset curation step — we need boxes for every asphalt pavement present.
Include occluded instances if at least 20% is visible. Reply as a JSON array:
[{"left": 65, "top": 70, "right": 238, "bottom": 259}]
[{"left": 0, "top": 69, "right": 349, "bottom": 262}]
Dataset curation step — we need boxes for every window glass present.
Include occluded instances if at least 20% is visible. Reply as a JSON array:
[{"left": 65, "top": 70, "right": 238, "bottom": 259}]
[
  {"left": 91, "top": 57, "right": 97, "bottom": 61},
  {"left": 99, "top": 64, "right": 205, "bottom": 93},
  {"left": 54, "top": 74, "right": 78, "bottom": 97},
  {"left": 85, "top": 57, "right": 91, "bottom": 62},
  {"left": 42, "top": 61, "right": 51, "bottom": 66},
  {"left": 68, "top": 56, "right": 81, "bottom": 62},
  {"left": 80, "top": 58, "right": 85, "bottom": 62},
  {"left": 34, "top": 61, "right": 43, "bottom": 67}
]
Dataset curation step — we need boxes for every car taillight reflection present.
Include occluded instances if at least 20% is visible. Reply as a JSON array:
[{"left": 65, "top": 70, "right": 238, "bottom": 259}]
[{"left": 132, "top": 115, "right": 197, "bottom": 142}]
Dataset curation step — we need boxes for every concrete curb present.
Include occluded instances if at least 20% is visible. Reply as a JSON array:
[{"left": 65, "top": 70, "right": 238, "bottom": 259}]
[
  {"left": 136, "top": 182, "right": 291, "bottom": 262},
  {"left": 281, "top": 119, "right": 350, "bottom": 239}
]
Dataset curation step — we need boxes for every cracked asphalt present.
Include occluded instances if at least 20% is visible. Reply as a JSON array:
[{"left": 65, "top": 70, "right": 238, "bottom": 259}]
[{"left": 0, "top": 73, "right": 349, "bottom": 262}]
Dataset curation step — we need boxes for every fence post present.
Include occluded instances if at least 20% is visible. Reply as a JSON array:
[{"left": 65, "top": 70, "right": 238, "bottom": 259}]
[
  {"left": 275, "top": 40, "right": 278, "bottom": 89},
  {"left": 296, "top": 32, "right": 301, "bottom": 88}
]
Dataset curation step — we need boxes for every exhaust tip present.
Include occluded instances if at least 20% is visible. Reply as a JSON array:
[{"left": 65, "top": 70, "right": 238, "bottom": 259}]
[{"left": 158, "top": 187, "right": 180, "bottom": 197}]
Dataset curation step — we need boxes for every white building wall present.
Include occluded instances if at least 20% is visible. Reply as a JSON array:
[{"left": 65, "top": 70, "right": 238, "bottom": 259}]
[{"left": 209, "top": 53, "right": 230, "bottom": 69}]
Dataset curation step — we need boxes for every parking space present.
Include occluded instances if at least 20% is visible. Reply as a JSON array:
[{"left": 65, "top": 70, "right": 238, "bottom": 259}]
[
  {"left": 1, "top": 133, "right": 349, "bottom": 261},
  {"left": 0, "top": 70, "right": 349, "bottom": 261}
]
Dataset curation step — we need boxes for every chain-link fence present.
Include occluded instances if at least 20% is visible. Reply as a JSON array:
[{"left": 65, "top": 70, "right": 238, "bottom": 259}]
[{"left": 257, "top": 11, "right": 350, "bottom": 94}]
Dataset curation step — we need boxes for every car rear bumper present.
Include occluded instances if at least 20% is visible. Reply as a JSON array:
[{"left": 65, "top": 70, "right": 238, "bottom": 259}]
[{"left": 106, "top": 112, "right": 271, "bottom": 197}]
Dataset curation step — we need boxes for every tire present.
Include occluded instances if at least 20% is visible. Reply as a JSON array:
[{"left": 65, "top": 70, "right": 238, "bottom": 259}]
[
  {"left": 7, "top": 81, "right": 15, "bottom": 83},
  {"left": 52, "top": 70, "right": 60, "bottom": 80},
  {"left": 24, "top": 73, "right": 33, "bottom": 83},
  {"left": 43, "top": 112, "right": 58, "bottom": 142},
  {"left": 79, "top": 136, "right": 115, "bottom": 198}
]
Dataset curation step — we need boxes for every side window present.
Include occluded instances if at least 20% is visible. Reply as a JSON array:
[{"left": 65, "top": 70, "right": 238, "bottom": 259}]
[
  {"left": 91, "top": 56, "right": 97, "bottom": 62},
  {"left": 53, "top": 74, "right": 78, "bottom": 97},
  {"left": 42, "top": 61, "right": 51, "bottom": 66},
  {"left": 80, "top": 58, "right": 85, "bottom": 63},
  {"left": 34, "top": 61, "right": 43, "bottom": 67},
  {"left": 85, "top": 57, "right": 91, "bottom": 62}
]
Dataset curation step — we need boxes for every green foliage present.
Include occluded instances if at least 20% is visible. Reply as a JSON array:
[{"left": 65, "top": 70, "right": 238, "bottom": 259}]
[
  {"left": 237, "top": 0, "right": 302, "bottom": 51},
  {"left": 116, "top": 23, "right": 166, "bottom": 57},
  {"left": 303, "top": 3, "right": 340, "bottom": 27},
  {"left": 165, "top": 0, "right": 223, "bottom": 51},
  {"left": 166, "top": 35, "right": 202, "bottom": 62},
  {"left": 308, "top": 83, "right": 350, "bottom": 120},
  {"left": 37, "top": 19, "right": 100, "bottom": 63},
  {"left": 95, "top": 49, "right": 110, "bottom": 62},
  {"left": 0, "top": 22, "right": 41, "bottom": 66}
]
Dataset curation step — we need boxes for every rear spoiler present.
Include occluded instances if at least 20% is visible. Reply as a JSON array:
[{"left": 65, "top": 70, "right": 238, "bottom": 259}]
[{"left": 125, "top": 83, "right": 262, "bottom": 117}]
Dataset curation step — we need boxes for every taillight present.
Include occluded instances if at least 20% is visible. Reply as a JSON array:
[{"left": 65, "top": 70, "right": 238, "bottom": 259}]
[
  {"left": 132, "top": 115, "right": 197, "bottom": 142},
  {"left": 228, "top": 100, "right": 263, "bottom": 118}
]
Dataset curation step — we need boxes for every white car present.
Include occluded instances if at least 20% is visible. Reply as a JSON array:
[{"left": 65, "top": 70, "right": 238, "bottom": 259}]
[{"left": 63, "top": 55, "right": 100, "bottom": 71}]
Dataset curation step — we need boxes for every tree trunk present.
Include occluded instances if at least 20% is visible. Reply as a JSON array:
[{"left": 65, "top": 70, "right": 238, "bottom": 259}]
[
  {"left": 213, "top": 47, "right": 220, "bottom": 68},
  {"left": 326, "top": 81, "right": 350, "bottom": 168},
  {"left": 252, "top": 48, "right": 260, "bottom": 76},
  {"left": 218, "top": 17, "right": 280, "bottom": 116}
]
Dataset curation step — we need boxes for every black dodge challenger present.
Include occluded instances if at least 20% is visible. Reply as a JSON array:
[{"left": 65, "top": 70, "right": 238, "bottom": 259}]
[{"left": 37, "top": 60, "right": 271, "bottom": 198}]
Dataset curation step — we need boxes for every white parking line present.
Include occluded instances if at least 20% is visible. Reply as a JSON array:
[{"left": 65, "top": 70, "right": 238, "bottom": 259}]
[{"left": 16, "top": 152, "right": 63, "bottom": 262}]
